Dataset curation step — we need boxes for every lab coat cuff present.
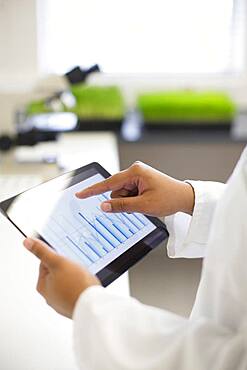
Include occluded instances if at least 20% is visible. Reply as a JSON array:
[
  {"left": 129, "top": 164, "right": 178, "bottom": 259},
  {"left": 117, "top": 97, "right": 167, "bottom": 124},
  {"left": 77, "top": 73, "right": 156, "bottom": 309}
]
[
  {"left": 165, "top": 180, "right": 225, "bottom": 258},
  {"left": 165, "top": 212, "right": 194, "bottom": 258},
  {"left": 184, "top": 180, "right": 225, "bottom": 246},
  {"left": 73, "top": 285, "right": 105, "bottom": 321}
]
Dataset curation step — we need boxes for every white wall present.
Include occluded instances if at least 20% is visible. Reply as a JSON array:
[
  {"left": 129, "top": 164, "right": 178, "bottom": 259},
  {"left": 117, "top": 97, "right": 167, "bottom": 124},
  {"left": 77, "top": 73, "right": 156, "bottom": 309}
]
[
  {"left": 0, "top": 0, "right": 38, "bottom": 90},
  {"left": 0, "top": 0, "right": 39, "bottom": 133},
  {"left": 1, "top": 0, "right": 247, "bottom": 134}
]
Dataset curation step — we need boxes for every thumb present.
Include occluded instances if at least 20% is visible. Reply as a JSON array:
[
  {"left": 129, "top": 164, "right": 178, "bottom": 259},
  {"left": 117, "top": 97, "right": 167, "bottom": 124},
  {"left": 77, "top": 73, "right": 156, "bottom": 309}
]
[
  {"left": 23, "top": 238, "right": 59, "bottom": 267},
  {"left": 101, "top": 195, "right": 145, "bottom": 213}
]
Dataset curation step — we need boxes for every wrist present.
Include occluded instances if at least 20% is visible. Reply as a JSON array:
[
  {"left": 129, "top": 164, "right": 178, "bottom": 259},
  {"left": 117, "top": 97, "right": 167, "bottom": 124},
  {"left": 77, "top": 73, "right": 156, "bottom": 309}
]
[{"left": 179, "top": 181, "right": 195, "bottom": 215}]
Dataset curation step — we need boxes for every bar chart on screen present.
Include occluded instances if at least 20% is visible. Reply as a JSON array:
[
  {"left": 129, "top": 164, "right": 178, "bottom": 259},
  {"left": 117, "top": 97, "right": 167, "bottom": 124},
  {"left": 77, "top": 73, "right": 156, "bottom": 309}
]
[{"left": 37, "top": 175, "right": 156, "bottom": 274}]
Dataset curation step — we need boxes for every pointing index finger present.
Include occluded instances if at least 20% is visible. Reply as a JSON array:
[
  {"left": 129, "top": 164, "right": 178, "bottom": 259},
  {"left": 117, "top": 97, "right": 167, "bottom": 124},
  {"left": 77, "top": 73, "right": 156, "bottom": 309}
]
[{"left": 75, "top": 172, "right": 127, "bottom": 199}]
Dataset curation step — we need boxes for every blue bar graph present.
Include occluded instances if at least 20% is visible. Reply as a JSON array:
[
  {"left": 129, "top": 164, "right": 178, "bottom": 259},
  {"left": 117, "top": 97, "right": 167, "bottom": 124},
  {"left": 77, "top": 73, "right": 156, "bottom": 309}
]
[
  {"left": 98, "top": 194, "right": 140, "bottom": 233},
  {"left": 86, "top": 239, "right": 107, "bottom": 258},
  {"left": 61, "top": 192, "right": 152, "bottom": 269},
  {"left": 39, "top": 174, "right": 156, "bottom": 274},
  {"left": 96, "top": 216, "right": 127, "bottom": 243},
  {"left": 133, "top": 213, "right": 147, "bottom": 226},
  {"left": 119, "top": 213, "right": 139, "bottom": 233},
  {"left": 80, "top": 242, "right": 99, "bottom": 262},
  {"left": 124, "top": 213, "right": 143, "bottom": 230},
  {"left": 111, "top": 219, "right": 133, "bottom": 238},
  {"left": 78, "top": 212, "right": 114, "bottom": 252},
  {"left": 66, "top": 236, "right": 93, "bottom": 265},
  {"left": 97, "top": 208, "right": 134, "bottom": 238},
  {"left": 94, "top": 218, "right": 120, "bottom": 247}
]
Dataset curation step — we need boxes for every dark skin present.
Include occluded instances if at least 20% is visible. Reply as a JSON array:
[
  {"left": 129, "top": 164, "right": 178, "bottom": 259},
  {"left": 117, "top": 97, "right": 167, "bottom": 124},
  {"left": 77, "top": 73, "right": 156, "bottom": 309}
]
[
  {"left": 23, "top": 238, "right": 100, "bottom": 319},
  {"left": 24, "top": 161, "right": 195, "bottom": 318},
  {"left": 76, "top": 161, "right": 195, "bottom": 216}
]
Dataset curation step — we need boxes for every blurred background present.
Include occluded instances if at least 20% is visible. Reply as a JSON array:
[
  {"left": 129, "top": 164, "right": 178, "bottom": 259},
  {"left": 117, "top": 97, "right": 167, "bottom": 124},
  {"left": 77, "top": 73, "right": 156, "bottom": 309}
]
[{"left": 0, "top": 1, "right": 247, "bottom": 369}]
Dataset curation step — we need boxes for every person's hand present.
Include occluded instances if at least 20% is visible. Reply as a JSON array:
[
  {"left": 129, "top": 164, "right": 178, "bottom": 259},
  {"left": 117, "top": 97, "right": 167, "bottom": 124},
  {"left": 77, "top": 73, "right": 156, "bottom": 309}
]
[
  {"left": 76, "top": 161, "right": 194, "bottom": 217},
  {"left": 23, "top": 238, "right": 100, "bottom": 319}
]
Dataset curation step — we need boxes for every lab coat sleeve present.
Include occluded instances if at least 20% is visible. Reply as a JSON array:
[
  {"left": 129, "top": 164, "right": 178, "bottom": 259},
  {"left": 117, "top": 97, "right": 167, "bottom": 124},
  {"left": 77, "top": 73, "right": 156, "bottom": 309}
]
[
  {"left": 73, "top": 286, "right": 246, "bottom": 370},
  {"left": 165, "top": 180, "right": 226, "bottom": 258},
  {"left": 73, "top": 147, "right": 247, "bottom": 370}
]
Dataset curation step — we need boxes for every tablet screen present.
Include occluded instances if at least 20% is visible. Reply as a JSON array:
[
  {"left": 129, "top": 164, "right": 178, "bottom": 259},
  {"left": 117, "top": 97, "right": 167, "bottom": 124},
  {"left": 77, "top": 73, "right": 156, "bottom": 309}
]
[
  {"left": 0, "top": 163, "right": 168, "bottom": 285},
  {"left": 37, "top": 173, "right": 156, "bottom": 274}
]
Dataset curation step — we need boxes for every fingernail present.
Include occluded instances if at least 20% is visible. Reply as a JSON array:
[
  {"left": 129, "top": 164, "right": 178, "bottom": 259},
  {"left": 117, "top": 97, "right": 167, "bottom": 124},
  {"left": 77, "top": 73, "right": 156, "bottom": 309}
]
[
  {"left": 101, "top": 202, "right": 112, "bottom": 212},
  {"left": 23, "top": 238, "right": 34, "bottom": 250}
]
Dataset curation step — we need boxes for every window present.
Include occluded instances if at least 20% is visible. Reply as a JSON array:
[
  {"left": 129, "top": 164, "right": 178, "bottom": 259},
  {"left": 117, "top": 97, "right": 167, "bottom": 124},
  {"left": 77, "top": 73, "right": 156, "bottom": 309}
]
[{"left": 37, "top": 0, "right": 246, "bottom": 75}]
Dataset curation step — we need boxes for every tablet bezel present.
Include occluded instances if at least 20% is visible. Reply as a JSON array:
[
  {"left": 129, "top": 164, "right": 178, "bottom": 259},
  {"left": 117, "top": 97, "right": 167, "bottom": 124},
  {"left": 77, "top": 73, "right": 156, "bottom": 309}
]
[{"left": 0, "top": 162, "right": 169, "bottom": 286}]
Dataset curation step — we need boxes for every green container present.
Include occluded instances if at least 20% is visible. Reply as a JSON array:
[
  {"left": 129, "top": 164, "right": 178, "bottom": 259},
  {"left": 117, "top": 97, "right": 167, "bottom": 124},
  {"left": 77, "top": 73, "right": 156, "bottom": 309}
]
[
  {"left": 26, "top": 100, "right": 51, "bottom": 115},
  {"left": 137, "top": 90, "right": 236, "bottom": 125},
  {"left": 70, "top": 84, "right": 124, "bottom": 120},
  {"left": 26, "top": 85, "right": 125, "bottom": 121}
]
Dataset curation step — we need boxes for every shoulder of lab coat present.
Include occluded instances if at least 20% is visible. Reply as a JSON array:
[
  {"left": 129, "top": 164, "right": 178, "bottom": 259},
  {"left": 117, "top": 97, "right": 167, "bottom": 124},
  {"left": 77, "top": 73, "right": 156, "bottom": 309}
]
[
  {"left": 165, "top": 180, "right": 226, "bottom": 258},
  {"left": 73, "top": 147, "right": 247, "bottom": 370}
]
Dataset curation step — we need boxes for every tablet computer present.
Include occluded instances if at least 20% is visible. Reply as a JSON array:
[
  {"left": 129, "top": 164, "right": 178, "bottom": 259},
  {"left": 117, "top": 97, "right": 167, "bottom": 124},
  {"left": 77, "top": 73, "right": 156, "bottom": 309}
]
[{"left": 0, "top": 163, "right": 168, "bottom": 286}]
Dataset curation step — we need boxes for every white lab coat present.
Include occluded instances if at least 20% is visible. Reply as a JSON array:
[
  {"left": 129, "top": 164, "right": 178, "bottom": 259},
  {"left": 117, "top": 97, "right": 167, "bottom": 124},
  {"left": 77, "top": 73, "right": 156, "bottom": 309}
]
[{"left": 73, "top": 146, "right": 247, "bottom": 370}]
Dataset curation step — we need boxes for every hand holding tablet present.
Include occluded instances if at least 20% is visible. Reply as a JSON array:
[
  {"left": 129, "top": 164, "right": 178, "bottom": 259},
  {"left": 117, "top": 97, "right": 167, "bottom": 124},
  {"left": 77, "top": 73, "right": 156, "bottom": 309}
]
[
  {"left": 0, "top": 162, "right": 168, "bottom": 286},
  {"left": 23, "top": 237, "right": 100, "bottom": 318}
]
